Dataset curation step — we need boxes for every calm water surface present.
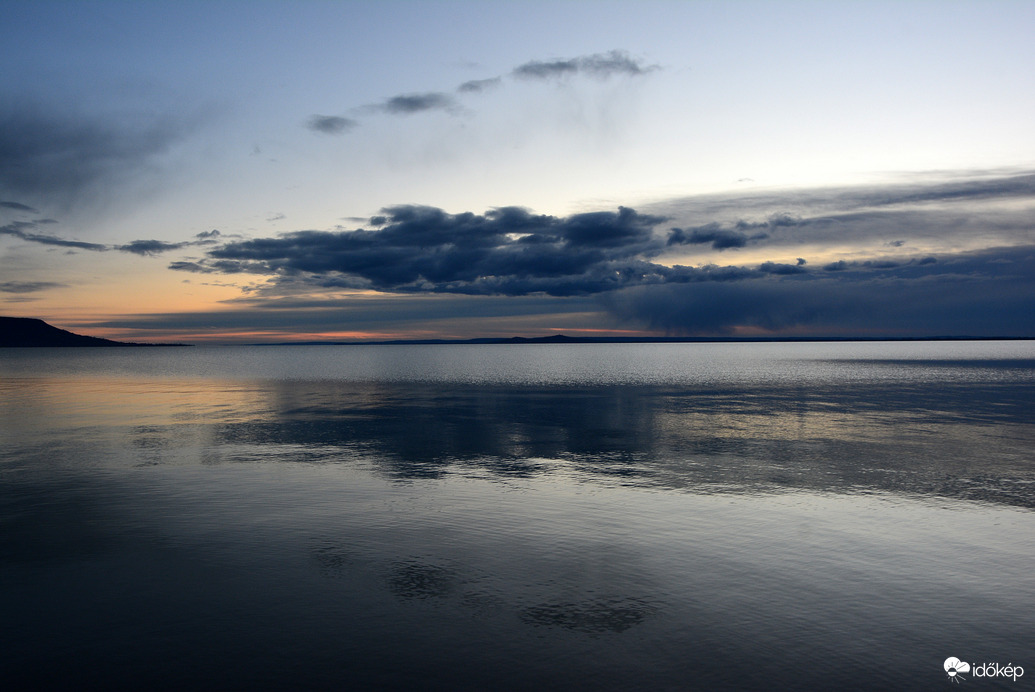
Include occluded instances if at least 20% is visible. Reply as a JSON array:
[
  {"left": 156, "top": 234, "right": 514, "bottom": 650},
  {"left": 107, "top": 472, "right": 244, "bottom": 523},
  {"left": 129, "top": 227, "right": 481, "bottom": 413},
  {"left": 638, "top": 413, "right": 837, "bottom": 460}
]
[{"left": 2, "top": 342, "right": 1034, "bottom": 690}]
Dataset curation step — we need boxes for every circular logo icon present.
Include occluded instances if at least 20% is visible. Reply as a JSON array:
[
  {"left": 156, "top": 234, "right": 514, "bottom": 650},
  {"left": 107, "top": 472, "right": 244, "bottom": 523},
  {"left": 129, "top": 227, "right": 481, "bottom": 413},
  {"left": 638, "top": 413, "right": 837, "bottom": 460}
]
[{"left": 945, "top": 657, "right": 971, "bottom": 682}]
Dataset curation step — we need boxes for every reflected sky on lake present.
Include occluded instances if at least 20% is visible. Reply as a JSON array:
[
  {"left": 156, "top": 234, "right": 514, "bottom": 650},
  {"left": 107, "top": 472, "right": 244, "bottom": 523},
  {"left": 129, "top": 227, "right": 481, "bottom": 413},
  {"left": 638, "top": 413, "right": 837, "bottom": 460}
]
[
  {"left": 6, "top": 361, "right": 1030, "bottom": 507},
  {"left": 2, "top": 342, "right": 1034, "bottom": 690}
]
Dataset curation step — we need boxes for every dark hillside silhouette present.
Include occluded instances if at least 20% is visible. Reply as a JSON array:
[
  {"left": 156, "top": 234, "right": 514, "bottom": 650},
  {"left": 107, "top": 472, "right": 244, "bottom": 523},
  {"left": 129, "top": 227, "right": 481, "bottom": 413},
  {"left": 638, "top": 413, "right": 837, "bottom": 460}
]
[{"left": 0, "top": 317, "right": 157, "bottom": 347}]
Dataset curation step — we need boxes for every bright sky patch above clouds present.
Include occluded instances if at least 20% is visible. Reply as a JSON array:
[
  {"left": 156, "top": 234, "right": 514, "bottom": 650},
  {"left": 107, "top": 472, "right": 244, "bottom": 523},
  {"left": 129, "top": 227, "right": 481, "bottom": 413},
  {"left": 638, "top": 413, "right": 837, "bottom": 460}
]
[{"left": 2, "top": 0, "right": 1034, "bottom": 342}]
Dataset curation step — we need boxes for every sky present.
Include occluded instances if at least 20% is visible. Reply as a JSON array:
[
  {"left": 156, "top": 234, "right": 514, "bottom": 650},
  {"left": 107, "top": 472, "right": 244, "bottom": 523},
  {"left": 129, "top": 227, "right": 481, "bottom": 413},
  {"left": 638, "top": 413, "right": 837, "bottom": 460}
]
[{"left": 2, "top": 0, "right": 1034, "bottom": 343}]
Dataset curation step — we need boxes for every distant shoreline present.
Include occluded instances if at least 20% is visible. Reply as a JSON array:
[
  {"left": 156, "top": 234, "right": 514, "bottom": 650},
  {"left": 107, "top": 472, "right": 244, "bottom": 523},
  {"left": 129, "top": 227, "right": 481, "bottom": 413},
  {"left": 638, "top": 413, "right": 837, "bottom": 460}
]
[
  {"left": 250, "top": 334, "right": 1035, "bottom": 347},
  {"left": 3, "top": 317, "right": 1031, "bottom": 348}
]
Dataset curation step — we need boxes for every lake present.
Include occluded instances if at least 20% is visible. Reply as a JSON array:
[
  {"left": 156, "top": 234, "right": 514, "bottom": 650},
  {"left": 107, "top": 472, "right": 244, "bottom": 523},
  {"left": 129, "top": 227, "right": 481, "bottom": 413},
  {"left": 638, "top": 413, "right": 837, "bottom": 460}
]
[{"left": 2, "top": 341, "right": 1033, "bottom": 690}]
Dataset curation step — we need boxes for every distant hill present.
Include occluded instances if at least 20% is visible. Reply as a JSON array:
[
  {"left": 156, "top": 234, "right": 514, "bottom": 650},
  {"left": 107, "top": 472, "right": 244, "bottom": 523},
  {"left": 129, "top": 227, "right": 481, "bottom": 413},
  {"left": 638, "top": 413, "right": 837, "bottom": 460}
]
[{"left": 0, "top": 317, "right": 167, "bottom": 347}]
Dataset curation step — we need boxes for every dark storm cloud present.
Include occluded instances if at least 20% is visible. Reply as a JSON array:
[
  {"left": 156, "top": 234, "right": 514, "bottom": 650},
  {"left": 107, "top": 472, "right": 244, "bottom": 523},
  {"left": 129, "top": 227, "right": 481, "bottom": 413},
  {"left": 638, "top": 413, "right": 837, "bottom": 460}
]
[
  {"left": 377, "top": 92, "right": 457, "bottom": 114},
  {"left": 512, "top": 50, "right": 656, "bottom": 80},
  {"left": 172, "top": 205, "right": 674, "bottom": 296},
  {"left": 306, "top": 115, "right": 357, "bottom": 134},
  {"left": 0, "top": 221, "right": 107, "bottom": 251},
  {"left": 0, "top": 105, "right": 188, "bottom": 212},
  {"left": 0, "top": 280, "right": 64, "bottom": 293},
  {"left": 602, "top": 246, "right": 1035, "bottom": 336}
]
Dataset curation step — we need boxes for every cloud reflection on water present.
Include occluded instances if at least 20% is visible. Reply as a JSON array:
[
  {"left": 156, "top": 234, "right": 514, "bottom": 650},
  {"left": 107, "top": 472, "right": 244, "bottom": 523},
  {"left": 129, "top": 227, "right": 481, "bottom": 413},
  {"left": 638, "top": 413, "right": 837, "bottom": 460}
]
[{"left": 196, "top": 376, "right": 1035, "bottom": 509}]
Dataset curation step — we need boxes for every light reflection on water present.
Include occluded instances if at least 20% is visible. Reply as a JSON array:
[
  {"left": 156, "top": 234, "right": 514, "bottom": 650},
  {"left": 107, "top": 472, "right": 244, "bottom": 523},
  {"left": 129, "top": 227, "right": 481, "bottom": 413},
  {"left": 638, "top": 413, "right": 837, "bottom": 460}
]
[{"left": 1, "top": 342, "right": 1034, "bottom": 690}]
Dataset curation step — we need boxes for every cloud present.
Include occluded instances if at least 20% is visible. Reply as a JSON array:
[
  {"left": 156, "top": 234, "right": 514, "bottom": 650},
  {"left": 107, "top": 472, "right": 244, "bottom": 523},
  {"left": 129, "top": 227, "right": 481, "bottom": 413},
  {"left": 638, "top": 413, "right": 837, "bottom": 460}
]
[
  {"left": 457, "top": 77, "right": 501, "bottom": 94},
  {"left": 167, "top": 261, "right": 209, "bottom": 273},
  {"left": 116, "top": 239, "right": 190, "bottom": 256},
  {"left": 668, "top": 224, "right": 754, "bottom": 250},
  {"left": 648, "top": 171, "right": 1035, "bottom": 254},
  {"left": 0, "top": 105, "right": 190, "bottom": 213},
  {"left": 0, "top": 201, "right": 39, "bottom": 213},
  {"left": 0, "top": 280, "right": 65, "bottom": 293},
  {"left": 2, "top": 219, "right": 220, "bottom": 256},
  {"left": 376, "top": 92, "right": 457, "bottom": 115},
  {"left": 337, "top": 50, "right": 654, "bottom": 129},
  {"left": 512, "top": 50, "right": 656, "bottom": 80},
  {"left": 306, "top": 115, "right": 357, "bottom": 134},
  {"left": 650, "top": 171, "right": 1035, "bottom": 223},
  {"left": 603, "top": 246, "right": 1035, "bottom": 336},
  {"left": 152, "top": 169, "right": 1035, "bottom": 337},
  {"left": 171, "top": 205, "right": 677, "bottom": 296},
  {"left": 0, "top": 221, "right": 107, "bottom": 251}
]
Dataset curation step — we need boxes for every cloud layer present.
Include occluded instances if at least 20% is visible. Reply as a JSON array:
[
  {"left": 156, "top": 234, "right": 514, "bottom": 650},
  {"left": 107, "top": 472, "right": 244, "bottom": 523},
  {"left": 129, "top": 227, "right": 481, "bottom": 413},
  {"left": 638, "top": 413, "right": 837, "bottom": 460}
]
[{"left": 157, "top": 170, "right": 1035, "bottom": 337}]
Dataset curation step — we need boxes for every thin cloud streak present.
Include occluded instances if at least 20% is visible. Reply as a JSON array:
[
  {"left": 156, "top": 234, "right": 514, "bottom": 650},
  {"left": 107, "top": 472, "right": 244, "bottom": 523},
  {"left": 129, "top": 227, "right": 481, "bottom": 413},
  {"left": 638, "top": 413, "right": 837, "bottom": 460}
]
[
  {"left": 512, "top": 50, "right": 657, "bottom": 80},
  {"left": 1, "top": 221, "right": 223, "bottom": 255},
  {"left": 1, "top": 221, "right": 108, "bottom": 251},
  {"left": 0, "top": 281, "right": 65, "bottom": 294}
]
